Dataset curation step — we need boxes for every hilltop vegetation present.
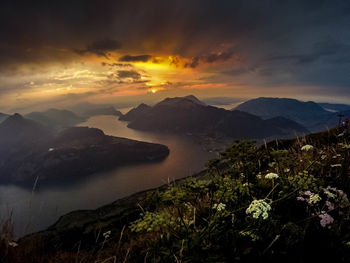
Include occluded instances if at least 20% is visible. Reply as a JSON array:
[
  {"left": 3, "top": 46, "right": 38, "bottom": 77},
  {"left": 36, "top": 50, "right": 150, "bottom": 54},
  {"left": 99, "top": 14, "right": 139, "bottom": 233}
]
[{"left": 1, "top": 127, "right": 349, "bottom": 262}]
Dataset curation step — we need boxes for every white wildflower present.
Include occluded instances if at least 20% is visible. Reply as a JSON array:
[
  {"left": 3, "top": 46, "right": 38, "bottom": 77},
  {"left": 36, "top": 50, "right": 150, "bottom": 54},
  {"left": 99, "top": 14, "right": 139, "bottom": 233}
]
[
  {"left": 246, "top": 199, "right": 271, "bottom": 220},
  {"left": 48, "top": 148, "right": 55, "bottom": 152},
  {"left": 239, "top": 230, "right": 260, "bottom": 241},
  {"left": 331, "top": 164, "right": 342, "bottom": 168},
  {"left": 213, "top": 203, "right": 226, "bottom": 211},
  {"left": 323, "top": 189, "right": 335, "bottom": 199},
  {"left": 265, "top": 172, "right": 279, "bottom": 180},
  {"left": 103, "top": 230, "right": 111, "bottom": 239},
  {"left": 301, "top": 145, "right": 314, "bottom": 151},
  {"left": 8, "top": 241, "right": 18, "bottom": 247},
  {"left": 308, "top": 194, "right": 321, "bottom": 204}
]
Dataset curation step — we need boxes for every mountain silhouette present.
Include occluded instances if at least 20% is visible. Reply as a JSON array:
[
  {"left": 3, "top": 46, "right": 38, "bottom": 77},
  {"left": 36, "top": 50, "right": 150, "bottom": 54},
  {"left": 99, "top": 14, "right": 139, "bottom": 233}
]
[{"left": 124, "top": 96, "right": 308, "bottom": 139}]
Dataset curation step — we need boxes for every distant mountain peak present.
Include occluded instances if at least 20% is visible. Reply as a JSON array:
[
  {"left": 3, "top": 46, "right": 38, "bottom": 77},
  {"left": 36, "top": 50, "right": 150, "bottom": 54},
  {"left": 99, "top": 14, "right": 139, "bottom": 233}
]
[
  {"left": 234, "top": 97, "right": 334, "bottom": 132},
  {"left": 157, "top": 95, "right": 206, "bottom": 107},
  {"left": 3, "top": 113, "right": 25, "bottom": 123},
  {"left": 184, "top": 95, "right": 205, "bottom": 105},
  {"left": 123, "top": 96, "right": 307, "bottom": 139},
  {"left": 0, "top": 113, "right": 51, "bottom": 145},
  {"left": 119, "top": 103, "right": 152, "bottom": 121},
  {"left": 137, "top": 103, "right": 151, "bottom": 109}
]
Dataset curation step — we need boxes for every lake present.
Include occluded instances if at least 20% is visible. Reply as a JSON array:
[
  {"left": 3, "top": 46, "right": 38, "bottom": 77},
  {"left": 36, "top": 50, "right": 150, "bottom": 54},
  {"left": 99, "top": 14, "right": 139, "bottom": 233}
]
[{"left": 0, "top": 115, "right": 216, "bottom": 237}]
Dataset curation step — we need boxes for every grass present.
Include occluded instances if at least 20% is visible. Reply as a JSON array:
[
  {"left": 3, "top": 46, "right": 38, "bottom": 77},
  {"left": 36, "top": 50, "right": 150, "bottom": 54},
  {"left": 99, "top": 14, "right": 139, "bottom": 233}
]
[{"left": 1, "top": 127, "right": 350, "bottom": 262}]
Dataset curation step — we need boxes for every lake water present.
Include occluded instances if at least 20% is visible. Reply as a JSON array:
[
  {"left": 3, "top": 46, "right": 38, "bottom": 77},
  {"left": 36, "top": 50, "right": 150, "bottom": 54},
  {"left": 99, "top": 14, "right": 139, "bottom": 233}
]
[{"left": 0, "top": 115, "right": 216, "bottom": 237}]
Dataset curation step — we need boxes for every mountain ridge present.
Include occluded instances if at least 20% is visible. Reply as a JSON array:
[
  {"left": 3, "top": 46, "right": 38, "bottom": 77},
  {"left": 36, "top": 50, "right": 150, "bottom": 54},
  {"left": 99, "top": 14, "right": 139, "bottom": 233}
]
[
  {"left": 123, "top": 95, "right": 308, "bottom": 140},
  {"left": 25, "top": 108, "right": 84, "bottom": 128},
  {"left": 234, "top": 97, "right": 350, "bottom": 131}
]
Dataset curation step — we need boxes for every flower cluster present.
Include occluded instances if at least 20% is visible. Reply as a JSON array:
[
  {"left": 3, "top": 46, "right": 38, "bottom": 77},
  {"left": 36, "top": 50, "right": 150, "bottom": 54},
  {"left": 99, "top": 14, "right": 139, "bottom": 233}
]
[
  {"left": 319, "top": 212, "right": 334, "bottom": 228},
  {"left": 246, "top": 199, "right": 271, "bottom": 219},
  {"left": 296, "top": 191, "right": 321, "bottom": 204},
  {"left": 265, "top": 172, "right": 279, "bottom": 180},
  {"left": 324, "top": 186, "right": 349, "bottom": 202},
  {"left": 301, "top": 144, "right": 314, "bottom": 151},
  {"left": 212, "top": 203, "right": 226, "bottom": 211}
]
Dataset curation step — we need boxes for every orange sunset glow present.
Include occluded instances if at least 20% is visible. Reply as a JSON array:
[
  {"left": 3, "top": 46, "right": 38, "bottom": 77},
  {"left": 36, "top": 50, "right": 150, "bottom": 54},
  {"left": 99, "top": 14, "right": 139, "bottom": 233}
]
[{"left": 1, "top": 0, "right": 349, "bottom": 115}]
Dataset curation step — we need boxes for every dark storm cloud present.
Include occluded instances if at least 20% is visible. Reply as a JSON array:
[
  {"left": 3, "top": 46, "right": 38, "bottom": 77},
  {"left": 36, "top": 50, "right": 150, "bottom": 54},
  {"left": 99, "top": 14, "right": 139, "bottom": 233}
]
[
  {"left": 266, "top": 39, "right": 345, "bottom": 65},
  {"left": 205, "top": 51, "right": 235, "bottom": 63},
  {"left": 101, "top": 62, "right": 133, "bottom": 67},
  {"left": 1, "top": 0, "right": 350, "bottom": 92},
  {"left": 117, "top": 70, "right": 141, "bottom": 80},
  {"left": 184, "top": 57, "right": 200, "bottom": 68},
  {"left": 75, "top": 38, "right": 122, "bottom": 57},
  {"left": 119, "top": 55, "right": 153, "bottom": 62},
  {"left": 185, "top": 51, "right": 236, "bottom": 68},
  {"left": 98, "top": 69, "right": 146, "bottom": 86}
]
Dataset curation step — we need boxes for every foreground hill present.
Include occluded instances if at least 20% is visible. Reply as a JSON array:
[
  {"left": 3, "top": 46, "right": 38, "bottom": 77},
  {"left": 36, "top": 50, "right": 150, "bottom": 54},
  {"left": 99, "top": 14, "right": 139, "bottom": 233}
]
[
  {"left": 123, "top": 96, "right": 308, "bottom": 140},
  {"left": 25, "top": 108, "right": 85, "bottom": 128},
  {"left": 0, "top": 114, "right": 169, "bottom": 184},
  {"left": 10, "top": 127, "right": 350, "bottom": 262},
  {"left": 235, "top": 97, "right": 350, "bottom": 131}
]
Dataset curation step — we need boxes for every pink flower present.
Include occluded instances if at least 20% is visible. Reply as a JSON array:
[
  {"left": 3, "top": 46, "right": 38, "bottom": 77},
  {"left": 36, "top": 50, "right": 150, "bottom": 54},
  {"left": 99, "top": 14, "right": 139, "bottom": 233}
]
[
  {"left": 319, "top": 212, "right": 334, "bottom": 228},
  {"left": 297, "top": 196, "right": 305, "bottom": 201},
  {"left": 326, "top": 186, "right": 337, "bottom": 191},
  {"left": 304, "top": 191, "right": 312, "bottom": 196},
  {"left": 325, "top": 201, "right": 334, "bottom": 210}
]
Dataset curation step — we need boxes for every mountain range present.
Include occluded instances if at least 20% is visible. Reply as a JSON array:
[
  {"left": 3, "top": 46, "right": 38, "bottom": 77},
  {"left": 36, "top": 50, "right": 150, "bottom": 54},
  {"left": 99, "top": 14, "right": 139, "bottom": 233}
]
[
  {"left": 234, "top": 97, "right": 350, "bottom": 131},
  {"left": 121, "top": 95, "right": 308, "bottom": 140},
  {"left": 24, "top": 106, "right": 122, "bottom": 128},
  {"left": 25, "top": 109, "right": 85, "bottom": 128},
  {"left": 68, "top": 102, "right": 123, "bottom": 118}
]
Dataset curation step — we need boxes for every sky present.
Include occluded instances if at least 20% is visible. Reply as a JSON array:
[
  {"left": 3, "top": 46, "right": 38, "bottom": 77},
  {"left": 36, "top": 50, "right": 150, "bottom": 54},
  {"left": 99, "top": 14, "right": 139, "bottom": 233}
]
[{"left": 1, "top": 0, "right": 350, "bottom": 113}]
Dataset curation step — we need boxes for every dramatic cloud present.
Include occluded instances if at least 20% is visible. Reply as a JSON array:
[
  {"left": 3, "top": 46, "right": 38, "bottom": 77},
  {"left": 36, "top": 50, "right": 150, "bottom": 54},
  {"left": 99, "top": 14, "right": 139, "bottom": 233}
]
[
  {"left": 117, "top": 70, "right": 142, "bottom": 80},
  {"left": 119, "top": 55, "right": 153, "bottom": 62},
  {"left": 75, "top": 38, "right": 122, "bottom": 57},
  {"left": 101, "top": 62, "right": 133, "bottom": 67},
  {"left": 185, "top": 51, "right": 238, "bottom": 68},
  {"left": 1, "top": 0, "right": 350, "bottom": 112}
]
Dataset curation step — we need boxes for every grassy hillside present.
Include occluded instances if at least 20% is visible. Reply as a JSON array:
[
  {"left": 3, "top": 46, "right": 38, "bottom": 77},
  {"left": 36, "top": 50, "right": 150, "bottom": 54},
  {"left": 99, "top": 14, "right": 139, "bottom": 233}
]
[{"left": 1, "top": 128, "right": 350, "bottom": 262}]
